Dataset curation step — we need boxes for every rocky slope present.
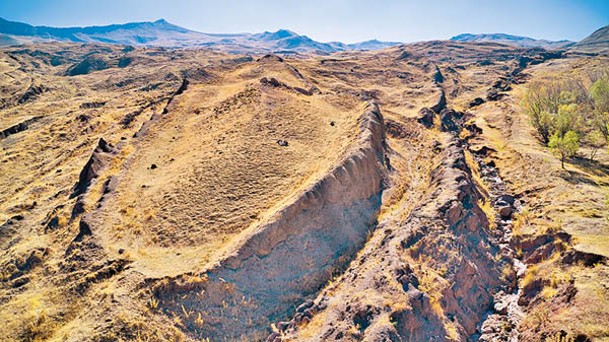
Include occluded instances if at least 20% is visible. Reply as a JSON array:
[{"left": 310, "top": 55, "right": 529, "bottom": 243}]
[{"left": 573, "top": 24, "right": 609, "bottom": 52}]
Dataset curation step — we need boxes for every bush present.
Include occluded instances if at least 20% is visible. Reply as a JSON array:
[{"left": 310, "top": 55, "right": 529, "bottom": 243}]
[{"left": 585, "top": 130, "right": 607, "bottom": 161}]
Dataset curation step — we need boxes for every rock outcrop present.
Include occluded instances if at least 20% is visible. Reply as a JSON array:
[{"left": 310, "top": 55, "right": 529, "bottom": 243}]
[
  {"left": 65, "top": 54, "right": 113, "bottom": 76},
  {"left": 71, "top": 138, "right": 117, "bottom": 198},
  {"left": 430, "top": 89, "right": 447, "bottom": 113},
  {"left": 0, "top": 116, "right": 41, "bottom": 139}
]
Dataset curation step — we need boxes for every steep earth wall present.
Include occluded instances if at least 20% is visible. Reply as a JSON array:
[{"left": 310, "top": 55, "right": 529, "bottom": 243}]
[{"left": 152, "top": 102, "right": 389, "bottom": 340}]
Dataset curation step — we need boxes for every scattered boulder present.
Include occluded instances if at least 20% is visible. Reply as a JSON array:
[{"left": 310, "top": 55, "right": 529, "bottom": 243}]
[
  {"left": 76, "top": 114, "right": 92, "bottom": 123},
  {"left": 396, "top": 264, "right": 419, "bottom": 290},
  {"left": 493, "top": 301, "right": 508, "bottom": 315},
  {"left": 469, "top": 97, "right": 485, "bottom": 108},
  {"left": 492, "top": 80, "right": 512, "bottom": 92},
  {"left": 277, "top": 139, "right": 289, "bottom": 147},
  {"left": 439, "top": 108, "right": 463, "bottom": 133},
  {"left": 498, "top": 206, "right": 512, "bottom": 219},
  {"left": 150, "top": 164, "right": 158, "bottom": 170},
  {"left": 417, "top": 107, "right": 435, "bottom": 128},
  {"left": 486, "top": 90, "right": 506, "bottom": 101},
  {"left": 497, "top": 194, "right": 515, "bottom": 206},
  {"left": 260, "top": 77, "right": 284, "bottom": 88}
]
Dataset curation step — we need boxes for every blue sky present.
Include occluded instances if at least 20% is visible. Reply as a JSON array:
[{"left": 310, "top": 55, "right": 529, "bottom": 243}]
[{"left": 1, "top": 0, "right": 608, "bottom": 43}]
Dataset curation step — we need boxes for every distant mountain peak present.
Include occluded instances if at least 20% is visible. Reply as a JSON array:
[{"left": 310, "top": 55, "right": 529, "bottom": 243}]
[
  {"left": 258, "top": 29, "right": 298, "bottom": 41},
  {"left": 0, "top": 17, "right": 401, "bottom": 53}
]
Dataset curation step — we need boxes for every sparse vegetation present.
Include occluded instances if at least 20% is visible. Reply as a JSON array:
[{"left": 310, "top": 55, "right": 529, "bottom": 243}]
[
  {"left": 1, "top": 28, "right": 608, "bottom": 342},
  {"left": 523, "top": 74, "right": 609, "bottom": 167}
]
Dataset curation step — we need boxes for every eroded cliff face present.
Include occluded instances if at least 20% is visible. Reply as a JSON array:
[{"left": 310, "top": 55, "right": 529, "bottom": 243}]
[
  {"left": 152, "top": 103, "right": 389, "bottom": 340},
  {"left": 280, "top": 128, "right": 510, "bottom": 341}
]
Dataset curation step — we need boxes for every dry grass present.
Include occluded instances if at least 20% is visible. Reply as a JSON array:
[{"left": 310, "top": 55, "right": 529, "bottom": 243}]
[{"left": 1, "top": 41, "right": 608, "bottom": 341}]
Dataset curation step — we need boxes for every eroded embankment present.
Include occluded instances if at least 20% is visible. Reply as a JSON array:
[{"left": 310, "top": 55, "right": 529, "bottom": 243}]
[
  {"left": 278, "top": 103, "right": 518, "bottom": 341},
  {"left": 151, "top": 102, "right": 389, "bottom": 340}
]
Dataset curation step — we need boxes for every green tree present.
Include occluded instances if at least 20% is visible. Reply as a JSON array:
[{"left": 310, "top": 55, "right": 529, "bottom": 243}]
[
  {"left": 585, "top": 130, "right": 607, "bottom": 162},
  {"left": 590, "top": 77, "right": 609, "bottom": 112},
  {"left": 548, "top": 131, "right": 580, "bottom": 169},
  {"left": 523, "top": 82, "right": 562, "bottom": 143},
  {"left": 554, "top": 103, "right": 581, "bottom": 137},
  {"left": 590, "top": 77, "right": 609, "bottom": 139}
]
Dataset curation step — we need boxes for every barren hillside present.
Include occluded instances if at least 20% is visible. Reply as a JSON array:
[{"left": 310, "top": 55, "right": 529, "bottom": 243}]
[{"left": 1, "top": 40, "right": 608, "bottom": 342}]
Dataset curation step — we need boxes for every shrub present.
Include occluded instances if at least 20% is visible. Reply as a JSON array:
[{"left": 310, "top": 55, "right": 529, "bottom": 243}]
[{"left": 585, "top": 130, "right": 607, "bottom": 161}]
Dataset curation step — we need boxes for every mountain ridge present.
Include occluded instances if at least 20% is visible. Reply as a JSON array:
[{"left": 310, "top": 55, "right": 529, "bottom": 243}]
[
  {"left": 0, "top": 17, "right": 401, "bottom": 53},
  {"left": 573, "top": 24, "right": 609, "bottom": 52},
  {"left": 2, "top": 17, "right": 608, "bottom": 54},
  {"left": 450, "top": 32, "right": 576, "bottom": 49}
]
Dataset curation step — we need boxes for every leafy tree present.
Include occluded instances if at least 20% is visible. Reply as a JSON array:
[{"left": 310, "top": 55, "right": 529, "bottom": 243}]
[
  {"left": 523, "top": 82, "right": 562, "bottom": 143},
  {"left": 590, "top": 77, "right": 609, "bottom": 139},
  {"left": 585, "top": 130, "right": 607, "bottom": 162},
  {"left": 548, "top": 131, "right": 580, "bottom": 169},
  {"left": 590, "top": 77, "right": 609, "bottom": 112},
  {"left": 554, "top": 103, "right": 581, "bottom": 137}
]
